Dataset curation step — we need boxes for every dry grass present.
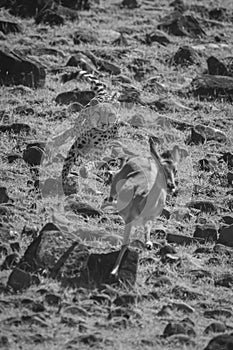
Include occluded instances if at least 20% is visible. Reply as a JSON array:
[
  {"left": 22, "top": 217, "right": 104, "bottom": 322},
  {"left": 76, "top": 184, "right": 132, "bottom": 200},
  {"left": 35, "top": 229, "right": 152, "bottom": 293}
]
[{"left": 0, "top": 0, "right": 233, "bottom": 349}]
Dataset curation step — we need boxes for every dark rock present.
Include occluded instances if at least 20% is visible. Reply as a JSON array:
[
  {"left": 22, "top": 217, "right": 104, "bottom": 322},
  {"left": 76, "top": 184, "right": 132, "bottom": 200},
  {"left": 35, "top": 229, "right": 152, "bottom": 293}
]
[
  {"left": 44, "top": 293, "right": 61, "bottom": 306},
  {"left": 65, "top": 199, "right": 104, "bottom": 219},
  {"left": 0, "top": 48, "right": 46, "bottom": 88},
  {"left": 152, "top": 276, "right": 172, "bottom": 287},
  {"left": 0, "top": 20, "right": 22, "bottom": 34},
  {"left": 191, "top": 74, "right": 233, "bottom": 102},
  {"left": 2, "top": 0, "right": 52, "bottom": 17},
  {"left": 59, "top": 0, "right": 90, "bottom": 10},
  {"left": 163, "top": 320, "right": 196, "bottom": 337},
  {"left": 204, "top": 309, "right": 232, "bottom": 319},
  {"left": 55, "top": 89, "right": 95, "bottom": 105},
  {"left": 158, "top": 244, "right": 177, "bottom": 256},
  {"left": 219, "top": 152, "right": 233, "bottom": 168},
  {"left": 198, "top": 158, "right": 211, "bottom": 171},
  {"left": 207, "top": 56, "right": 229, "bottom": 76},
  {"left": 114, "top": 294, "right": 137, "bottom": 306},
  {"left": 218, "top": 224, "right": 233, "bottom": 247},
  {"left": 17, "top": 222, "right": 76, "bottom": 275},
  {"left": 172, "top": 285, "right": 201, "bottom": 300},
  {"left": 0, "top": 123, "right": 31, "bottom": 134},
  {"left": 213, "top": 244, "right": 233, "bottom": 257},
  {"left": 166, "top": 233, "right": 204, "bottom": 245},
  {"left": 50, "top": 241, "right": 89, "bottom": 280},
  {"left": 186, "top": 126, "right": 206, "bottom": 145},
  {"left": 215, "top": 273, "right": 233, "bottom": 288},
  {"left": 35, "top": 9, "right": 64, "bottom": 26},
  {"left": 222, "top": 214, "right": 233, "bottom": 225},
  {"left": 189, "top": 269, "right": 212, "bottom": 279},
  {"left": 1, "top": 253, "right": 19, "bottom": 270},
  {"left": 0, "top": 187, "right": 11, "bottom": 204},
  {"left": 204, "top": 333, "right": 233, "bottom": 350},
  {"left": 209, "top": 7, "right": 228, "bottom": 21},
  {"left": 227, "top": 172, "right": 233, "bottom": 185},
  {"left": 170, "top": 45, "right": 200, "bottom": 66},
  {"left": 193, "top": 224, "right": 218, "bottom": 242},
  {"left": 10, "top": 242, "right": 20, "bottom": 252},
  {"left": 23, "top": 146, "right": 44, "bottom": 166},
  {"left": 7, "top": 153, "right": 22, "bottom": 163},
  {"left": 120, "top": 0, "right": 139, "bottom": 9},
  {"left": 186, "top": 200, "right": 216, "bottom": 213},
  {"left": 7, "top": 268, "right": 32, "bottom": 291},
  {"left": 204, "top": 322, "right": 226, "bottom": 334},
  {"left": 98, "top": 60, "right": 121, "bottom": 75},
  {"left": 61, "top": 248, "right": 138, "bottom": 289},
  {"left": 65, "top": 53, "right": 96, "bottom": 72},
  {"left": 158, "top": 13, "right": 206, "bottom": 37},
  {"left": 73, "top": 28, "right": 98, "bottom": 45},
  {"left": 145, "top": 30, "right": 171, "bottom": 46},
  {"left": 193, "top": 247, "right": 213, "bottom": 255}
]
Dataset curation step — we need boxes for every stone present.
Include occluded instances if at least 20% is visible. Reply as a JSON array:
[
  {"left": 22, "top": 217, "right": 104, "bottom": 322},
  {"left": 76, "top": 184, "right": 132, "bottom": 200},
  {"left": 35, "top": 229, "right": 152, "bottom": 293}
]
[
  {"left": 204, "top": 309, "right": 232, "bottom": 319},
  {"left": 23, "top": 145, "right": 44, "bottom": 166},
  {"left": 193, "top": 224, "right": 218, "bottom": 242},
  {"left": 7, "top": 268, "right": 32, "bottom": 292},
  {"left": 0, "top": 123, "right": 31, "bottom": 134},
  {"left": 55, "top": 89, "right": 95, "bottom": 105},
  {"left": 66, "top": 53, "right": 96, "bottom": 72},
  {"left": 158, "top": 13, "right": 206, "bottom": 37},
  {"left": 186, "top": 126, "right": 206, "bottom": 145},
  {"left": 145, "top": 30, "right": 171, "bottom": 46},
  {"left": 204, "top": 322, "right": 226, "bottom": 334},
  {"left": 170, "top": 45, "right": 200, "bottom": 66},
  {"left": 219, "top": 152, "right": 233, "bottom": 168},
  {"left": 17, "top": 223, "right": 76, "bottom": 274},
  {"left": 218, "top": 225, "right": 233, "bottom": 247},
  {"left": 222, "top": 214, "right": 233, "bottom": 225},
  {"left": 73, "top": 28, "right": 98, "bottom": 44},
  {"left": 114, "top": 294, "right": 137, "bottom": 306},
  {"left": 1, "top": 253, "right": 19, "bottom": 270},
  {"left": 163, "top": 320, "right": 196, "bottom": 337},
  {"left": 186, "top": 200, "right": 216, "bottom": 213},
  {"left": 207, "top": 56, "right": 229, "bottom": 76},
  {"left": 214, "top": 273, "right": 233, "bottom": 288},
  {"left": 227, "top": 172, "right": 233, "bottom": 185},
  {"left": 35, "top": 9, "right": 64, "bottom": 26},
  {"left": 166, "top": 233, "right": 204, "bottom": 245},
  {"left": 172, "top": 285, "right": 201, "bottom": 300},
  {"left": 61, "top": 248, "right": 139, "bottom": 289},
  {"left": 0, "top": 48, "right": 46, "bottom": 88},
  {"left": 0, "top": 187, "right": 11, "bottom": 204},
  {"left": 213, "top": 244, "right": 233, "bottom": 257},
  {"left": 120, "top": 0, "right": 139, "bottom": 9},
  {"left": 191, "top": 75, "right": 233, "bottom": 102},
  {"left": 204, "top": 333, "right": 233, "bottom": 350},
  {"left": 64, "top": 199, "right": 104, "bottom": 219},
  {"left": 195, "top": 124, "right": 227, "bottom": 143}
]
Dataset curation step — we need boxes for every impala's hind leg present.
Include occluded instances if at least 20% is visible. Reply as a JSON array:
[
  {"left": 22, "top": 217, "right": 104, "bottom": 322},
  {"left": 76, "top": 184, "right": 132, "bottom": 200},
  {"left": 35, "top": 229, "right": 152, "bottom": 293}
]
[
  {"left": 111, "top": 223, "right": 133, "bottom": 276},
  {"left": 144, "top": 220, "right": 153, "bottom": 250}
]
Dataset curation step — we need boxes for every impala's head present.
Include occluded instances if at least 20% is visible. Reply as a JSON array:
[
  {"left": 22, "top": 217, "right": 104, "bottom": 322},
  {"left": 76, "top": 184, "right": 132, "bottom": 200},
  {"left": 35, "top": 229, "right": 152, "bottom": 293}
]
[{"left": 149, "top": 138, "right": 187, "bottom": 194}]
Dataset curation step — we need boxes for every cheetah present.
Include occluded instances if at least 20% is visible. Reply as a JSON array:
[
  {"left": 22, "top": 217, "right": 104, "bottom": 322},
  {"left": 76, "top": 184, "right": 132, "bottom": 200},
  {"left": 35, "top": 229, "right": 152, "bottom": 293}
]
[{"left": 51, "top": 69, "right": 126, "bottom": 195}]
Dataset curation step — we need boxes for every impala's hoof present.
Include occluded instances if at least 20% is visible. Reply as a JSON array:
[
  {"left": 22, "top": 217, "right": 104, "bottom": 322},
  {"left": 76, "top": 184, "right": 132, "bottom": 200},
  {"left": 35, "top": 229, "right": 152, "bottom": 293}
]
[{"left": 146, "top": 241, "right": 153, "bottom": 250}]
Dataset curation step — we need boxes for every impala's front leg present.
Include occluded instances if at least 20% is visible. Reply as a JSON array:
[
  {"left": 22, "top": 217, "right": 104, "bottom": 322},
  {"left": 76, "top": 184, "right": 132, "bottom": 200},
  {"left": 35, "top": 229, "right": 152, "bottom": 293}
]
[
  {"left": 144, "top": 220, "right": 153, "bottom": 250},
  {"left": 111, "top": 223, "right": 133, "bottom": 276}
]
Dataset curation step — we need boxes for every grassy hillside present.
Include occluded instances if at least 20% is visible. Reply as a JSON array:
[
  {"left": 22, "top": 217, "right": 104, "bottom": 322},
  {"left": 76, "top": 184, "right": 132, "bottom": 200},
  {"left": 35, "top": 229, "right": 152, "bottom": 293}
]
[{"left": 0, "top": 0, "right": 233, "bottom": 349}]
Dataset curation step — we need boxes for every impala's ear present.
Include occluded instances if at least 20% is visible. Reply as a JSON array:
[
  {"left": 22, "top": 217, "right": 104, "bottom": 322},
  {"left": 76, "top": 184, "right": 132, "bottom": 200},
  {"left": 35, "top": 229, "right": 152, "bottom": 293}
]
[{"left": 171, "top": 145, "right": 189, "bottom": 163}]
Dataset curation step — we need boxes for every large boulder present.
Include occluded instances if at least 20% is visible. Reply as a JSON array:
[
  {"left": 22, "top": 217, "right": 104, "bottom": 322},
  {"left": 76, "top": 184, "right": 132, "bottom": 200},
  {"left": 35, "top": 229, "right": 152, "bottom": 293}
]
[{"left": 0, "top": 48, "right": 46, "bottom": 88}]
